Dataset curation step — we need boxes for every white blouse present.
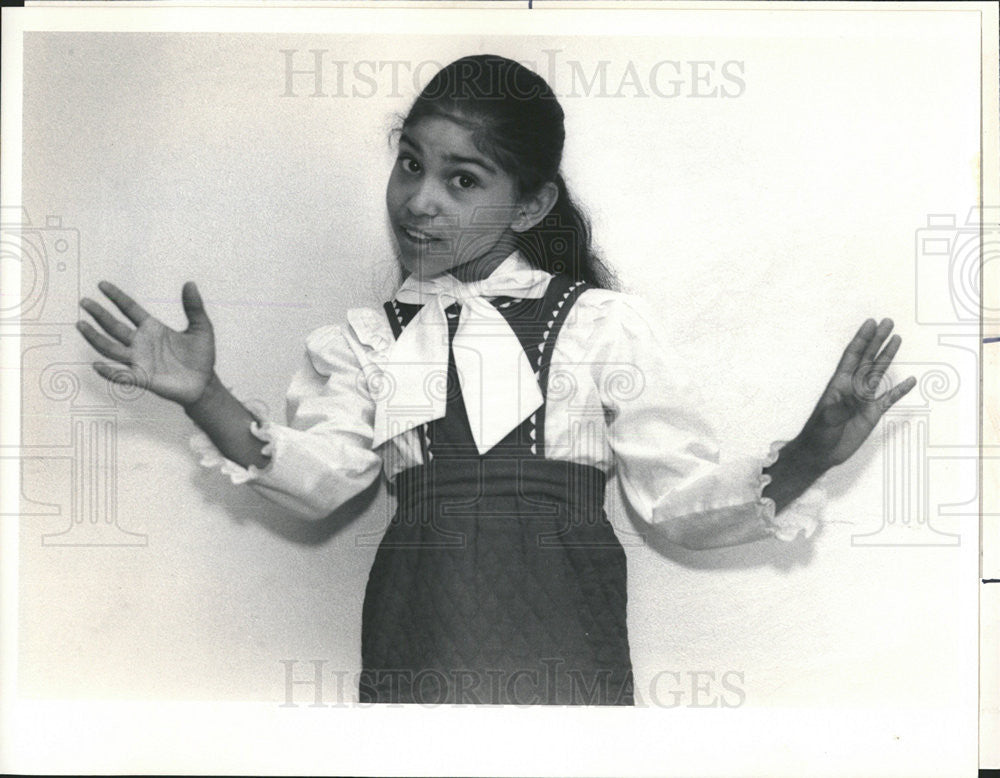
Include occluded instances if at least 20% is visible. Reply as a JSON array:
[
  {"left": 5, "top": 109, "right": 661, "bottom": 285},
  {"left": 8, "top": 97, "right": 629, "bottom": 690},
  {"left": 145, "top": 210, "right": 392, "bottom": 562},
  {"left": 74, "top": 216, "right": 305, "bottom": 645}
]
[{"left": 191, "top": 255, "right": 826, "bottom": 548}]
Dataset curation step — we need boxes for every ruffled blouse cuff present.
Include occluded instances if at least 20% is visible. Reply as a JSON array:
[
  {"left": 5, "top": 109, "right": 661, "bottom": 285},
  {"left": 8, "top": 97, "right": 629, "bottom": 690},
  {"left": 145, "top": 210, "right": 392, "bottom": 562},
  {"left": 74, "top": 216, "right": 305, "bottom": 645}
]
[
  {"left": 189, "top": 418, "right": 276, "bottom": 485},
  {"left": 755, "top": 440, "right": 827, "bottom": 542}
]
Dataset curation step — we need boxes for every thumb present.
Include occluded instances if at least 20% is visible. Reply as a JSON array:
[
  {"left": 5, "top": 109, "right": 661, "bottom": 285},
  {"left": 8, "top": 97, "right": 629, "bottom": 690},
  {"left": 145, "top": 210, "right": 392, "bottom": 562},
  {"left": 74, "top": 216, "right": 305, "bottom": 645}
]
[{"left": 181, "top": 281, "right": 212, "bottom": 332}]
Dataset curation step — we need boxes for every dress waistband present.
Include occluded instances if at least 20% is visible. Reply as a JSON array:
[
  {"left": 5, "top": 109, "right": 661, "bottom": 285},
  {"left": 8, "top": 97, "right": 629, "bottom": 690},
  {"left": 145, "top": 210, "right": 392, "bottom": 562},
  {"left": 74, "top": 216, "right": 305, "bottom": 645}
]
[{"left": 391, "top": 458, "right": 607, "bottom": 511}]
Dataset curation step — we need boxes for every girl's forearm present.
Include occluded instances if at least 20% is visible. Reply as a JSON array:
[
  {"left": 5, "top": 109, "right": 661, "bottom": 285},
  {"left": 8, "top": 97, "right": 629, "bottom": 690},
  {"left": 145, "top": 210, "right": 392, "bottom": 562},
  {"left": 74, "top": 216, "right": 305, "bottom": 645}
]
[
  {"left": 761, "top": 438, "right": 827, "bottom": 514},
  {"left": 183, "top": 372, "right": 272, "bottom": 469}
]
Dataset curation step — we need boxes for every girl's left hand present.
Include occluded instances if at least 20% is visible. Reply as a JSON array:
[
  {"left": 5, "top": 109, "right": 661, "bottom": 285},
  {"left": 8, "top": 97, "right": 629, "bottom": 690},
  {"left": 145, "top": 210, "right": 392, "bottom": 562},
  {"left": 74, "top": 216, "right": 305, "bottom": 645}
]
[{"left": 794, "top": 318, "right": 916, "bottom": 473}]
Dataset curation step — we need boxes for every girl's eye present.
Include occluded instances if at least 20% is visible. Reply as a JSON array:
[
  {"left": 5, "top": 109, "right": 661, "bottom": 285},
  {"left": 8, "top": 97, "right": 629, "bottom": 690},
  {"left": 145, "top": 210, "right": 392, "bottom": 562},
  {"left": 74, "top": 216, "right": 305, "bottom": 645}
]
[
  {"left": 451, "top": 173, "right": 479, "bottom": 190},
  {"left": 398, "top": 155, "right": 420, "bottom": 174}
]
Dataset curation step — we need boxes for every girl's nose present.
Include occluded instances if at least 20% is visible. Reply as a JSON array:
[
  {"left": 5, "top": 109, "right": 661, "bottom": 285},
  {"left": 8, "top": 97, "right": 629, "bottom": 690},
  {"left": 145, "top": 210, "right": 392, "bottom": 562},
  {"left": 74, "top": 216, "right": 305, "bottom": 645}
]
[{"left": 406, "top": 179, "right": 443, "bottom": 218}]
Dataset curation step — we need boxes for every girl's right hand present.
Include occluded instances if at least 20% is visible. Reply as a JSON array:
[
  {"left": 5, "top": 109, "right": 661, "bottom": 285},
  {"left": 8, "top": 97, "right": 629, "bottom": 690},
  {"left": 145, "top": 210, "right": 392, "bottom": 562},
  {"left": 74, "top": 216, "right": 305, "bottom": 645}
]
[{"left": 77, "top": 281, "right": 216, "bottom": 407}]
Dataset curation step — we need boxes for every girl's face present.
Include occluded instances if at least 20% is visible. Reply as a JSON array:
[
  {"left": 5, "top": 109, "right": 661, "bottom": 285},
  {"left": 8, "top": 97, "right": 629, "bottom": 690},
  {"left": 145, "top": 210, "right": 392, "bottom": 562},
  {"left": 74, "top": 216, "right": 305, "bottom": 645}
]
[{"left": 386, "top": 115, "right": 525, "bottom": 282}]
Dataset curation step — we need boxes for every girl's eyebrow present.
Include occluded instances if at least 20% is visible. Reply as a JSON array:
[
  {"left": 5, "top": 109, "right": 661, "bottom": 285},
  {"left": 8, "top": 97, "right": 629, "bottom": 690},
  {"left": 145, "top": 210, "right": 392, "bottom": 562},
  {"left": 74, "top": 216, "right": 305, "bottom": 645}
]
[
  {"left": 398, "top": 131, "right": 420, "bottom": 152},
  {"left": 399, "top": 131, "right": 498, "bottom": 175},
  {"left": 443, "top": 152, "right": 498, "bottom": 175}
]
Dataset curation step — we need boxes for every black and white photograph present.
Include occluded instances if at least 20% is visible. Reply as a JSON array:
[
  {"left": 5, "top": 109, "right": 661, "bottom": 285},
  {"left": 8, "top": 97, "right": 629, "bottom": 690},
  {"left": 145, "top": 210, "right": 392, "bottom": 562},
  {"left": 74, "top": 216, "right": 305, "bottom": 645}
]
[{"left": 1, "top": 2, "right": 996, "bottom": 775}]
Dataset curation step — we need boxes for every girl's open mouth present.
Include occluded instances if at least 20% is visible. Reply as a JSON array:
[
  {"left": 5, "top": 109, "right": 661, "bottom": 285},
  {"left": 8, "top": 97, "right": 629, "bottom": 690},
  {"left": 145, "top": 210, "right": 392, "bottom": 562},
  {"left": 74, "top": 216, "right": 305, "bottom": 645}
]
[{"left": 401, "top": 225, "right": 440, "bottom": 244}]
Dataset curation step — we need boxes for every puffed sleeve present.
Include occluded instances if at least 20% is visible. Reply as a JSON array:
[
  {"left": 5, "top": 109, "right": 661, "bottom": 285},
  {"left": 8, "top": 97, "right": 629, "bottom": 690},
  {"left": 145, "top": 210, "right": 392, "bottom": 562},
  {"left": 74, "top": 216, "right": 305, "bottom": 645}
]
[
  {"left": 189, "top": 324, "right": 383, "bottom": 520},
  {"left": 584, "top": 292, "right": 827, "bottom": 549}
]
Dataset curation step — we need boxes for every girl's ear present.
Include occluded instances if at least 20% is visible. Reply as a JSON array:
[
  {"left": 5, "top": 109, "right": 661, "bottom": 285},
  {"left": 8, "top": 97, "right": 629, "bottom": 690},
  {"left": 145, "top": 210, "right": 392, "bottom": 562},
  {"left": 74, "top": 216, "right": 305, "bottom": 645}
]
[{"left": 511, "top": 181, "right": 559, "bottom": 233}]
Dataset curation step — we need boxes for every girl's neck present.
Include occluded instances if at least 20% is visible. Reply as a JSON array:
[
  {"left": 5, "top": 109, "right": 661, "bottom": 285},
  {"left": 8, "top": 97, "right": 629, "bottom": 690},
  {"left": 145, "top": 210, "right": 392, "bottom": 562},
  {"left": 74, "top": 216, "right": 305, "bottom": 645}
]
[{"left": 448, "top": 237, "right": 518, "bottom": 283}]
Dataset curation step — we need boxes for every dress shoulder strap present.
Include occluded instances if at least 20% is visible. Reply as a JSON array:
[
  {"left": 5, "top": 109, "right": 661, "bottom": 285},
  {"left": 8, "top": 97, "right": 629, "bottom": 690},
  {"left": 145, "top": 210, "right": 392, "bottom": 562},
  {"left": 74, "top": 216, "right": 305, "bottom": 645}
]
[
  {"left": 531, "top": 275, "right": 591, "bottom": 456},
  {"left": 382, "top": 299, "right": 422, "bottom": 340},
  {"left": 532, "top": 274, "right": 592, "bottom": 388}
]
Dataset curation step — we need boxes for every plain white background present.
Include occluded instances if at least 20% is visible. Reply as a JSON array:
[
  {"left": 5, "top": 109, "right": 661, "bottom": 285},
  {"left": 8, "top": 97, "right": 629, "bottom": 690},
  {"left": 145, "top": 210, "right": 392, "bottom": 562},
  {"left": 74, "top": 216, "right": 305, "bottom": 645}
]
[{"left": 4, "top": 4, "right": 988, "bottom": 775}]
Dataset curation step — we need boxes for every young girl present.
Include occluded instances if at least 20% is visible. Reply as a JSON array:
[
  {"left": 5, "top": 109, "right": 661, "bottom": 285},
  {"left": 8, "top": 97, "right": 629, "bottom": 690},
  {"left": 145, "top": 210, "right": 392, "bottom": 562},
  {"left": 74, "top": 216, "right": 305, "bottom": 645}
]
[{"left": 77, "top": 54, "right": 915, "bottom": 706}]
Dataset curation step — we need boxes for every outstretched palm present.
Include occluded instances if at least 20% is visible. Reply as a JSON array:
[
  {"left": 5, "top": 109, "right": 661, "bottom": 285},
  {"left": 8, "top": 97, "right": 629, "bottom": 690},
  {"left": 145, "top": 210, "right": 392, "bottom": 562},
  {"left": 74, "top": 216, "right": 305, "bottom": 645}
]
[
  {"left": 77, "top": 281, "right": 215, "bottom": 407},
  {"left": 798, "top": 318, "right": 916, "bottom": 471}
]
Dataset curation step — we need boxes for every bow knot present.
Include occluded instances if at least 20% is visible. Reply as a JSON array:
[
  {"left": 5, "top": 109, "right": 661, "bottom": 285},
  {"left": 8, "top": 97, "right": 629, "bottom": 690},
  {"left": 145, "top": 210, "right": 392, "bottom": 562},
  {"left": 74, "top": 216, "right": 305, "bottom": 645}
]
[{"left": 370, "top": 252, "right": 553, "bottom": 455}]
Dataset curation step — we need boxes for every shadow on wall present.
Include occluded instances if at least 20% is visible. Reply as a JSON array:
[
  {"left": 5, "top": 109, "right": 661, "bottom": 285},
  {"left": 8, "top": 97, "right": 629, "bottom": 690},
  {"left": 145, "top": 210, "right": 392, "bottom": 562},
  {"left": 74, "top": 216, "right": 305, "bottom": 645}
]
[
  {"left": 628, "top": 436, "right": 879, "bottom": 573},
  {"left": 189, "top": 466, "right": 384, "bottom": 546}
]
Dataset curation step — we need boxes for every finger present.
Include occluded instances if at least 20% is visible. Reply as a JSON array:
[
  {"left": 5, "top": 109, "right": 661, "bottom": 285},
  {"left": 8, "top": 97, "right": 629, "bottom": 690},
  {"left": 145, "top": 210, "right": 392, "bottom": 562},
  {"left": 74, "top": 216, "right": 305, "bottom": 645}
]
[
  {"left": 870, "top": 333, "right": 902, "bottom": 375},
  {"left": 97, "top": 281, "right": 151, "bottom": 327},
  {"left": 832, "top": 319, "right": 877, "bottom": 377},
  {"left": 80, "top": 297, "right": 134, "bottom": 346},
  {"left": 860, "top": 318, "right": 894, "bottom": 365},
  {"left": 876, "top": 375, "right": 917, "bottom": 414},
  {"left": 92, "top": 361, "right": 147, "bottom": 388},
  {"left": 181, "top": 281, "right": 211, "bottom": 332},
  {"left": 856, "top": 334, "right": 903, "bottom": 398},
  {"left": 76, "top": 320, "right": 131, "bottom": 364}
]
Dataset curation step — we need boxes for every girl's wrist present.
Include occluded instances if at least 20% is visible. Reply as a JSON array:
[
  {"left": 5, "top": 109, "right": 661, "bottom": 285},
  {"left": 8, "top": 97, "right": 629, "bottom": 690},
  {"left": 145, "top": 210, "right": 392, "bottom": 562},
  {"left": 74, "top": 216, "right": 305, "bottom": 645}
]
[
  {"left": 183, "top": 371, "right": 225, "bottom": 417},
  {"left": 783, "top": 436, "right": 832, "bottom": 480},
  {"left": 762, "top": 438, "right": 828, "bottom": 515}
]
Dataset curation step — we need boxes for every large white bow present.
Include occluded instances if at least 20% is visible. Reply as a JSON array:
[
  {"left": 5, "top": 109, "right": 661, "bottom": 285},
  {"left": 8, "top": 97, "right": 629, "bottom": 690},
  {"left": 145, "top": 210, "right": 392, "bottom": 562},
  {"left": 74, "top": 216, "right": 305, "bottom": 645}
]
[{"left": 370, "top": 252, "right": 553, "bottom": 455}]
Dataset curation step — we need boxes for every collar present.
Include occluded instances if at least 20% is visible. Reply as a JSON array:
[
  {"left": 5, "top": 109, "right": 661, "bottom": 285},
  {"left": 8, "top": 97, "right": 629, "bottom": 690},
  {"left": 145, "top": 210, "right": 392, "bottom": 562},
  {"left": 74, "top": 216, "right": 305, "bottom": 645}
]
[
  {"left": 393, "top": 250, "right": 547, "bottom": 305},
  {"left": 371, "top": 251, "right": 553, "bottom": 455}
]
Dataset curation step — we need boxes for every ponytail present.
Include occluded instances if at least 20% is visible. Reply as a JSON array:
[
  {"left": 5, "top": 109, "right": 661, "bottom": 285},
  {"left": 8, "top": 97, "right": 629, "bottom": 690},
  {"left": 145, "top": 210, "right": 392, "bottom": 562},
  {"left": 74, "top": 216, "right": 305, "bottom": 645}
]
[{"left": 515, "top": 174, "right": 619, "bottom": 290}]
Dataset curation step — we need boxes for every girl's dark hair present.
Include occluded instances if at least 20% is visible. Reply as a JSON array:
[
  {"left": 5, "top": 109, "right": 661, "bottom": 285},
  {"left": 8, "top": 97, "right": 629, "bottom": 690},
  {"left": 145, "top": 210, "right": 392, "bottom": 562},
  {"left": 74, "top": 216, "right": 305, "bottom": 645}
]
[{"left": 401, "top": 54, "right": 618, "bottom": 290}]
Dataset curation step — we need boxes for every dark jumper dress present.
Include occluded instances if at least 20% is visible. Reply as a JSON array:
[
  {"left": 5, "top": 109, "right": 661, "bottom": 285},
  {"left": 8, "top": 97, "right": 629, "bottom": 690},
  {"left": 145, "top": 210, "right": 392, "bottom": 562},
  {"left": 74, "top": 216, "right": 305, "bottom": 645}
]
[{"left": 359, "top": 274, "right": 634, "bottom": 705}]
